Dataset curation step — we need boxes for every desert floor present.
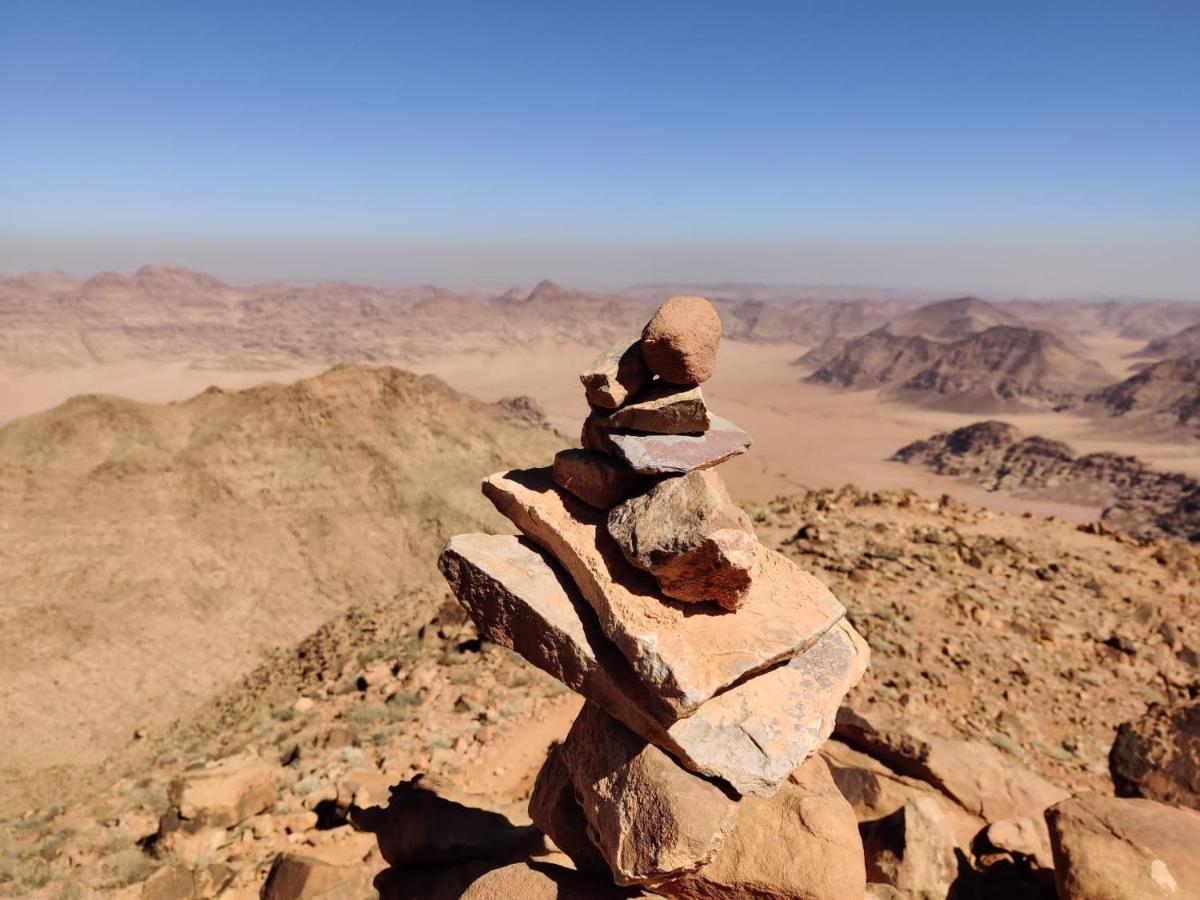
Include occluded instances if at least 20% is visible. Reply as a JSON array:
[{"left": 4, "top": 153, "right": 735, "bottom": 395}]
[{"left": 4, "top": 337, "right": 1198, "bottom": 521}]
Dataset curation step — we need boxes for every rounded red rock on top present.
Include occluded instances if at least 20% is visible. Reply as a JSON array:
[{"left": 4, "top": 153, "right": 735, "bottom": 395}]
[{"left": 641, "top": 295, "right": 721, "bottom": 385}]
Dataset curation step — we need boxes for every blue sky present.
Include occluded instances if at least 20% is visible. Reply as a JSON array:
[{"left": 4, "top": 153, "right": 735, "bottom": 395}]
[{"left": 1, "top": 1, "right": 1198, "bottom": 293}]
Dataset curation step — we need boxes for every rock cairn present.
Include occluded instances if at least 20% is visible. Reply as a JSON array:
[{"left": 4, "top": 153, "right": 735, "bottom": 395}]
[{"left": 438, "top": 295, "right": 872, "bottom": 897}]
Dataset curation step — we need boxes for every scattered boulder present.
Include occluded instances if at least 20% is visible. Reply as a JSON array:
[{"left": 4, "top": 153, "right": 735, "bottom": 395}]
[
  {"left": 820, "top": 738, "right": 984, "bottom": 849},
  {"left": 261, "top": 853, "right": 376, "bottom": 900},
  {"left": 140, "top": 864, "right": 234, "bottom": 900},
  {"left": 607, "top": 469, "right": 758, "bottom": 609},
  {"left": 971, "top": 817, "right": 1057, "bottom": 899},
  {"left": 559, "top": 703, "right": 739, "bottom": 885},
  {"left": 655, "top": 755, "right": 866, "bottom": 899},
  {"left": 600, "top": 382, "right": 711, "bottom": 434},
  {"left": 581, "top": 339, "right": 653, "bottom": 409},
  {"left": 641, "top": 296, "right": 722, "bottom": 385},
  {"left": 583, "top": 413, "right": 751, "bottom": 475},
  {"left": 1110, "top": 700, "right": 1200, "bottom": 810},
  {"left": 860, "top": 796, "right": 959, "bottom": 899},
  {"left": 461, "top": 861, "right": 644, "bottom": 899},
  {"left": 166, "top": 752, "right": 278, "bottom": 829},
  {"left": 1045, "top": 793, "right": 1200, "bottom": 900},
  {"left": 552, "top": 448, "right": 653, "bottom": 510},
  {"left": 835, "top": 708, "right": 1068, "bottom": 823},
  {"left": 483, "top": 468, "right": 844, "bottom": 714}
]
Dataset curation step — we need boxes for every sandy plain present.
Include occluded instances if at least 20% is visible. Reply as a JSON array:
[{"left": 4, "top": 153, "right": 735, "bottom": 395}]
[{"left": 4, "top": 336, "right": 1197, "bottom": 524}]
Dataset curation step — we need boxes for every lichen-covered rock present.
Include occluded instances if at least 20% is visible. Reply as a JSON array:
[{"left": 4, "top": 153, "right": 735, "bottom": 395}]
[
  {"left": 641, "top": 296, "right": 722, "bottom": 385},
  {"left": 607, "top": 469, "right": 758, "bottom": 609}
]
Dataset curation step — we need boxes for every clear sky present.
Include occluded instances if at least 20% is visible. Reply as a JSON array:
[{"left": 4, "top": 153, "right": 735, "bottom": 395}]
[{"left": 1, "top": 0, "right": 1198, "bottom": 295}]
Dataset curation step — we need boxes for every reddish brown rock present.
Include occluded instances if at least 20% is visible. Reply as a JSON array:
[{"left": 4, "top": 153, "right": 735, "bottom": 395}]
[
  {"left": 482, "top": 467, "right": 845, "bottom": 714},
  {"left": 581, "top": 339, "right": 653, "bottom": 409},
  {"left": 560, "top": 703, "right": 740, "bottom": 885},
  {"left": 641, "top": 296, "right": 722, "bottom": 385},
  {"left": 1110, "top": 699, "right": 1200, "bottom": 811},
  {"left": 656, "top": 755, "right": 866, "bottom": 900},
  {"left": 166, "top": 752, "right": 278, "bottom": 829},
  {"left": 1045, "top": 793, "right": 1200, "bottom": 900},
  {"left": 601, "top": 382, "right": 711, "bottom": 434},
  {"left": 583, "top": 413, "right": 750, "bottom": 475},
  {"left": 607, "top": 469, "right": 758, "bottom": 609},
  {"left": 441, "top": 532, "right": 868, "bottom": 796},
  {"left": 552, "top": 448, "right": 652, "bottom": 510}
]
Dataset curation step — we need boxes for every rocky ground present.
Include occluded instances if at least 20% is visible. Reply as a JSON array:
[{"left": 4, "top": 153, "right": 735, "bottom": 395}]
[{"left": 3, "top": 483, "right": 1197, "bottom": 898}]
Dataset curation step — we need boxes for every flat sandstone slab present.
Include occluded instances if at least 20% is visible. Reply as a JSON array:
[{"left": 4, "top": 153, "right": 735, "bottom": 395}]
[
  {"left": 439, "top": 533, "right": 868, "bottom": 796},
  {"left": 583, "top": 414, "right": 751, "bottom": 475},
  {"left": 481, "top": 467, "right": 845, "bottom": 713},
  {"left": 599, "top": 383, "right": 711, "bottom": 435}
]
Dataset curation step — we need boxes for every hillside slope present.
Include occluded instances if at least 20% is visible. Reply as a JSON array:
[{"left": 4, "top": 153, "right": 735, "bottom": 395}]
[
  {"left": 1086, "top": 354, "right": 1200, "bottom": 437},
  {"left": 885, "top": 295, "right": 1025, "bottom": 340},
  {"left": 0, "top": 365, "right": 565, "bottom": 805},
  {"left": 806, "top": 325, "right": 1111, "bottom": 410}
]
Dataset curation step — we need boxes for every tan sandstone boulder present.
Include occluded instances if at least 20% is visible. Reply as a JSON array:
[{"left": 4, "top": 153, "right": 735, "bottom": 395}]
[
  {"left": 607, "top": 468, "right": 758, "bottom": 609},
  {"left": 166, "top": 752, "right": 278, "bottom": 829},
  {"left": 641, "top": 296, "right": 722, "bottom": 385},
  {"left": 860, "top": 796, "right": 959, "bottom": 899},
  {"left": 656, "top": 755, "right": 866, "bottom": 899},
  {"left": 1045, "top": 793, "right": 1200, "bottom": 900},
  {"left": 559, "top": 703, "right": 740, "bottom": 885}
]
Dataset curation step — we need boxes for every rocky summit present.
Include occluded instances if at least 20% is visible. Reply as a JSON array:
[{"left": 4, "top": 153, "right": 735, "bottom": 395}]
[{"left": 440, "top": 296, "right": 872, "bottom": 896}]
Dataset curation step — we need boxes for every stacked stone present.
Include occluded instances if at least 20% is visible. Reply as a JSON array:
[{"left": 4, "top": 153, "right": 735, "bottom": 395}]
[{"left": 438, "top": 296, "right": 872, "bottom": 898}]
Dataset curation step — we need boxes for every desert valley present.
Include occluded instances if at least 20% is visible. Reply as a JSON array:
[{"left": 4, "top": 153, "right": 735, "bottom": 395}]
[{"left": 1, "top": 268, "right": 1199, "bottom": 898}]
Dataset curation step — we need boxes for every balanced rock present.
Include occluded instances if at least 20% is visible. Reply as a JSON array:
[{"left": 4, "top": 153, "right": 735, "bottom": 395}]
[
  {"left": 560, "top": 703, "right": 740, "bottom": 885},
  {"left": 607, "top": 468, "right": 758, "bottom": 609},
  {"left": 166, "top": 752, "right": 278, "bottom": 829},
  {"left": 528, "top": 742, "right": 610, "bottom": 875},
  {"left": 641, "top": 296, "right": 722, "bottom": 385},
  {"left": 583, "top": 413, "right": 751, "bottom": 475},
  {"left": 1045, "top": 793, "right": 1200, "bottom": 900},
  {"left": 655, "top": 755, "right": 866, "bottom": 900},
  {"left": 482, "top": 467, "right": 845, "bottom": 713},
  {"left": 441, "top": 531, "right": 867, "bottom": 796},
  {"left": 860, "top": 796, "right": 959, "bottom": 899},
  {"left": 600, "top": 382, "right": 711, "bottom": 435},
  {"left": 581, "top": 339, "right": 653, "bottom": 409},
  {"left": 552, "top": 448, "right": 652, "bottom": 511},
  {"left": 1110, "top": 699, "right": 1200, "bottom": 810}
]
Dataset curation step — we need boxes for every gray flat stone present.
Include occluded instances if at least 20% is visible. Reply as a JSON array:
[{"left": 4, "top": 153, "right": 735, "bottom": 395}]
[{"left": 583, "top": 414, "right": 750, "bottom": 475}]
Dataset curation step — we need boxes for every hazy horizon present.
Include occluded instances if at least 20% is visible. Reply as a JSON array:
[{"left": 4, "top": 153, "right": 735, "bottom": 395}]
[{"left": 3, "top": 2, "right": 1198, "bottom": 298}]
